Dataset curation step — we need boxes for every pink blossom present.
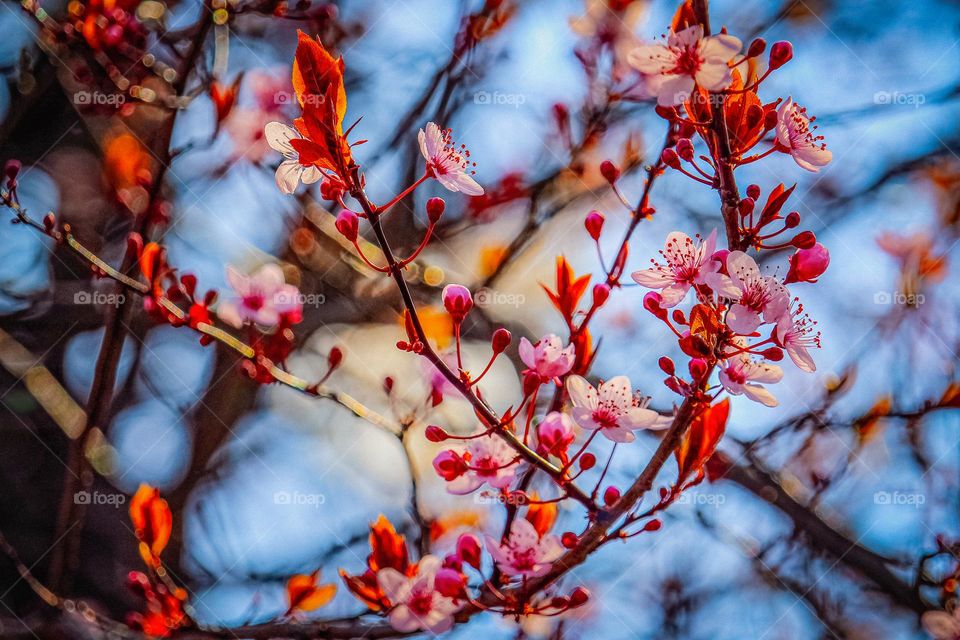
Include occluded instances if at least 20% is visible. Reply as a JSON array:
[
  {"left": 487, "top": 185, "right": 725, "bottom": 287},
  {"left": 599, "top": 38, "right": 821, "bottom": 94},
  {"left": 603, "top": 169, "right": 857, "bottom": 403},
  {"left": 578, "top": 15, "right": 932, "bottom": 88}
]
[
  {"left": 785, "top": 242, "right": 830, "bottom": 284},
  {"left": 442, "top": 284, "right": 473, "bottom": 322},
  {"left": 536, "top": 411, "right": 576, "bottom": 459},
  {"left": 377, "top": 556, "right": 461, "bottom": 634},
  {"left": 923, "top": 608, "right": 960, "bottom": 640},
  {"left": 519, "top": 334, "right": 575, "bottom": 381},
  {"left": 436, "top": 435, "right": 517, "bottom": 495},
  {"left": 632, "top": 230, "right": 720, "bottom": 307},
  {"left": 775, "top": 301, "right": 820, "bottom": 372},
  {"left": 264, "top": 121, "right": 322, "bottom": 194},
  {"left": 718, "top": 342, "right": 783, "bottom": 407},
  {"left": 708, "top": 251, "right": 790, "bottom": 335},
  {"left": 224, "top": 108, "right": 275, "bottom": 163},
  {"left": 775, "top": 97, "right": 832, "bottom": 173},
  {"left": 566, "top": 375, "right": 662, "bottom": 443},
  {"left": 418, "top": 122, "right": 484, "bottom": 196},
  {"left": 217, "top": 264, "right": 302, "bottom": 329},
  {"left": 628, "top": 25, "right": 741, "bottom": 106},
  {"left": 484, "top": 518, "right": 563, "bottom": 579}
]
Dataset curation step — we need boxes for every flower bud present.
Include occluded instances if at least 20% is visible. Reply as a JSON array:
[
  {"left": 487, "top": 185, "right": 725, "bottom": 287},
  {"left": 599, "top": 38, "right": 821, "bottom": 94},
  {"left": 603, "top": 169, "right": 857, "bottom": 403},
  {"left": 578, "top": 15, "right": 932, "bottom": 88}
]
[
  {"left": 426, "top": 197, "right": 446, "bottom": 224},
  {"left": 569, "top": 586, "right": 591, "bottom": 607},
  {"left": 425, "top": 425, "right": 449, "bottom": 442},
  {"left": 584, "top": 210, "right": 605, "bottom": 241},
  {"left": 658, "top": 356, "right": 675, "bottom": 376},
  {"left": 599, "top": 160, "right": 620, "bottom": 183},
  {"left": 442, "top": 284, "right": 473, "bottom": 323},
  {"left": 738, "top": 197, "right": 755, "bottom": 218},
  {"left": 592, "top": 283, "right": 610, "bottom": 307},
  {"left": 578, "top": 452, "right": 596, "bottom": 471},
  {"left": 434, "top": 568, "right": 466, "bottom": 598},
  {"left": 769, "top": 41, "right": 793, "bottom": 70},
  {"left": 561, "top": 531, "right": 578, "bottom": 548},
  {"left": 4, "top": 159, "right": 22, "bottom": 183},
  {"left": 791, "top": 230, "right": 817, "bottom": 249},
  {"left": 688, "top": 358, "right": 708, "bottom": 381},
  {"left": 747, "top": 37, "right": 766, "bottom": 58},
  {"left": 491, "top": 327, "right": 512, "bottom": 354},
  {"left": 327, "top": 346, "right": 343, "bottom": 370},
  {"left": 661, "top": 148, "right": 682, "bottom": 169},
  {"left": 759, "top": 346, "right": 784, "bottom": 361},
  {"left": 335, "top": 209, "right": 359, "bottom": 242},
  {"left": 784, "top": 211, "right": 801, "bottom": 228},
  {"left": 676, "top": 138, "right": 695, "bottom": 162},
  {"left": 643, "top": 519, "right": 662, "bottom": 532},
  {"left": 746, "top": 184, "right": 761, "bottom": 200},
  {"left": 784, "top": 242, "right": 830, "bottom": 284},
  {"left": 457, "top": 533, "right": 482, "bottom": 569},
  {"left": 603, "top": 485, "right": 620, "bottom": 506},
  {"left": 643, "top": 292, "right": 668, "bottom": 320}
]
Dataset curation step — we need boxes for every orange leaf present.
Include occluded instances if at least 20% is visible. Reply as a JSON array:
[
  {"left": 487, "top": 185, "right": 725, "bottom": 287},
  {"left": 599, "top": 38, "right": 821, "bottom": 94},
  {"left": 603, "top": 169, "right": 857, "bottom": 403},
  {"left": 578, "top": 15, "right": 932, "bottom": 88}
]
[
  {"left": 286, "top": 570, "right": 336, "bottom": 614},
  {"left": 525, "top": 497, "right": 557, "bottom": 537},
  {"left": 129, "top": 484, "right": 172, "bottom": 566},
  {"left": 671, "top": 0, "right": 698, "bottom": 31},
  {"left": 292, "top": 30, "right": 346, "bottom": 129},
  {"left": 368, "top": 514, "right": 410, "bottom": 574},
  {"left": 675, "top": 399, "right": 730, "bottom": 488}
]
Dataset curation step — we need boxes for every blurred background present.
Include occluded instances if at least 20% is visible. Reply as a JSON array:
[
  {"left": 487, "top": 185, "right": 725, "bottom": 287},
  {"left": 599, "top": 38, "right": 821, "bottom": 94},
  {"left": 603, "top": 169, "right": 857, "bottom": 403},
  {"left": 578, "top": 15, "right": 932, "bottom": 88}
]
[{"left": 0, "top": 0, "right": 959, "bottom": 638}]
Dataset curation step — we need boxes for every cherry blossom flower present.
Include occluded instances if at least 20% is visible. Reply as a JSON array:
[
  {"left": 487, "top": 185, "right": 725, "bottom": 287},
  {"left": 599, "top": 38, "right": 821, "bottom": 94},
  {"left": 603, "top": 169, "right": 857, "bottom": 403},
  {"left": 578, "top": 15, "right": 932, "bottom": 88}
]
[
  {"left": 708, "top": 251, "right": 790, "bottom": 335},
  {"left": 484, "top": 518, "right": 564, "bottom": 579},
  {"left": 775, "top": 97, "right": 832, "bottom": 173},
  {"left": 785, "top": 242, "right": 830, "bottom": 284},
  {"left": 632, "top": 230, "right": 720, "bottom": 307},
  {"left": 217, "top": 264, "right": 302, "bottom": 329},
  {"left": 628, "top": 25, "right": 741, "bottom": 106},
  {"left": 923, "top": 608, "right": 960, "bottom": 640},
  {"left": 718, "top": 343, "right": 783, "bottom": 407},
  {"left": 519, "top": 334, "right": 575, "bottom": 381},
  {"left": 377, "top": 556, "right": 461, "bottom": 634},
  {"left": 434, "top": 435, "right": 517, "bottom": 495},
  {"left": 418, "top": 122, "right": 484, "bottom": 196},
  {"left": 536, "top": 411, "right": 576, "bottom": 459},
  {"left": 775, "top": 300, "right": 820, "bottom": 372},
  {"left": 566, "top": 375, "right": 662, "bottom": 443},
  {"left": 264, "top": 121, "right": 322, "bottom": 194}
]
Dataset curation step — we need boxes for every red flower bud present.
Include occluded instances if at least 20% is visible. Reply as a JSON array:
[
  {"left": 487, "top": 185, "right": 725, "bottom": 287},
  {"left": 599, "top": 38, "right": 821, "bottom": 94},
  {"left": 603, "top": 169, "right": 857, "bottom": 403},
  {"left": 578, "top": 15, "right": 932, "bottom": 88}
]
[
  {"left": 433, "top": 450, "right": 467, "bottom": 481},
  {"left": 747, "top": 38, "right": 766, "bottom": 58},
  {"left": 561, "top": 532, "right": 578, "bottom": 548},
  {"left": 759, "top": 346, "right": 784, "bottom": 361},
  {"left": 688, "top": 358, "right": 708, "bottom": 381},
  {"left": 738, "top": 197, "right": 755, "bottom": 219},
  {"left": 592, "top": 283, "right": 610, "bottom": 307},
  {"left": 643, "top": 292, "right": 668, "bottom": 320},
  {"left": 599, "top": 160, "right": 620, "bottom": 183},
  {"left": 434, "top": 568, "right": 466, "bottom": 598},
  {"left": 335, "top": 209, "right": 359, "bottom": 242},
  {"left": 578, "top": 453, "right": 596, "bottom": 471},
  {"left": 791, "top": 230, "right": 817, "bottom": 249},
  {"left": 569, "top": 586, "right": 591, "bottom": 607},
  {"left": 442, "top": 284, "right": 473, "bottom": 323},
  {"left": 603, "top": 485, "right": 620, "bottom": 506},
  {"left": 643, "top": 519, "right": 662, "bottom": 532},
  {"left": 746, "top": 184, "right": 761, "bottom": 200},
  {"left": 676, "top": 138, "right": 695, "bottom": 162},
  {"left": 784, "top": 242, "right": 830, "bottom": 284},
  {"left": 457, "top": 533, "right": 482, "bottom": 569},
  {"left": 769, "top": 41, "right": 793, "bottom": 70},
  {"left": 425, "top": 425, "right": 449, "bottom": 442},
  {"left": 661, "top": 148, "right": 682, "bottom": 169},
  {"left": 491, "top": 327, "right": 512, "bottom": 354},
  {"left": 784, "top": 211, "right": 801, "bottom": 228},
  {"left": 426, "top": 197, "right": 446, "bottom": 224},
  {"left": 584, "top": 210, "right": 605, "bottom": 241},
  {"left": 658, "top": 356, "right": 675, "bottom": 376},
  {"left": 4, "top": 159, "right": 22, "bottom": 183}
]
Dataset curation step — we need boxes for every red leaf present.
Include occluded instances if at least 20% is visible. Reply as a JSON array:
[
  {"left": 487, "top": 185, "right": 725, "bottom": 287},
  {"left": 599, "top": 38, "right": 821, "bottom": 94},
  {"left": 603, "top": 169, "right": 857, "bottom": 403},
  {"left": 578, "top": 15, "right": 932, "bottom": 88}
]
[{"left": 675, "top": 399, "right": 730, "bottom": 488}]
